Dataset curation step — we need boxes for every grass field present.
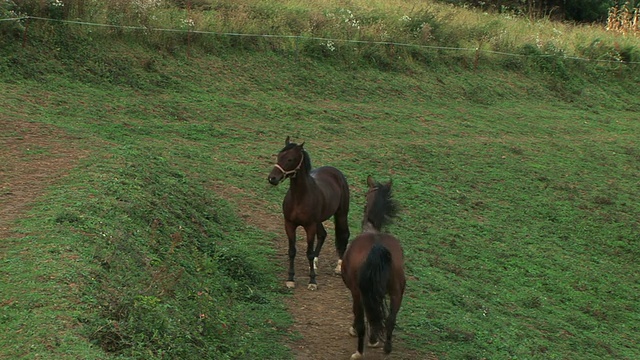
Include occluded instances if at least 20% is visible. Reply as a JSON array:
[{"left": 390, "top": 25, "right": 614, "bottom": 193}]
[{"left": 1, "top": 2, "right": 640, "bottom": 359}]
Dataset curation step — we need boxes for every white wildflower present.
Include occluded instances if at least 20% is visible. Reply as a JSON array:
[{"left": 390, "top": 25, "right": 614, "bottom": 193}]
[{"left": 182, "top": 18, "right": 195, "bottom": 28}]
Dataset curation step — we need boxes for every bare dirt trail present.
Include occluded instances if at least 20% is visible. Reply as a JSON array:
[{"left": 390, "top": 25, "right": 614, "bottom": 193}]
[
  {"left": 214, "top": 181, "right": 427, "bottom": 360},
  {"left": 0, "top": 119, "right": 87, "bottom": 241},
  {"left": 0, "top": 119, "right": 426, "bottom": 359}
]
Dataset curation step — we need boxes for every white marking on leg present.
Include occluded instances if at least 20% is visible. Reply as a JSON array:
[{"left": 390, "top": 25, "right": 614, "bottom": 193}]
[
  {"left": 350, "top": 351, "right": 363, "bottom": 360},
  {"left": 313, "top": 257, "right": 318, "bottom": 270},
  {"left": 368, "top": 341, "right": 382, "bottom": 348},
  {"left": 307, "top": 283, "right": 317, "bottom": 291},
  {"left": 349, "top": 326, "right": 357, "bottom": 337},
  {"left": 334, "top": 259, "right": 342, "bottom": 274},
  {"left": 285, "top": 281, "right": 295, "bottom": 289}
]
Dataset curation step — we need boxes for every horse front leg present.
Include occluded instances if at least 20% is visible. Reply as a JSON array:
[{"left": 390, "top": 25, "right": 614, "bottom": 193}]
[
  {"left": 303, "top": 224, "right": 318, "bottom": 290},
  {"left": 285, "top": 221, "right": 297, "bottom": 289},
  {"left": 313, "top": 223, "right": 327, "bottom": 271}
]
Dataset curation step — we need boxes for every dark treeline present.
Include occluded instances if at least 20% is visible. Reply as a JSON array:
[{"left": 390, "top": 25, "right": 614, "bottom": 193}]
[
  {"left": 3, "top": 0, "right": 639, "bottom": 24},
  {"left": 440, "top": 0, "right": 638, "bottom": 23}
]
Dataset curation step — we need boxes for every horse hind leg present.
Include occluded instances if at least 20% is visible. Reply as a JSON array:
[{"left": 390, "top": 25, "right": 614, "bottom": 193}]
[
  {"left": 367, "top": 321, "right": 382, "bottom": 348},
  {"left": 368, "top": 334, "right": 382, "bottom": 349},
  {"left": 333, "top": 211, "right": 350, "bottom": 274},
  {"left": 383, "top": 293, "right": 403, "bottom": 354}
]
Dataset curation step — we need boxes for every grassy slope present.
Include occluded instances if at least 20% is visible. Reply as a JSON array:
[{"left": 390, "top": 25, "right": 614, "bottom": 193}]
[
  {"left": 1, "top": 25, "right": 640, "bottom": 360},
  {"left": 1, "top": 49, "right": 298, "bottom": 359}
]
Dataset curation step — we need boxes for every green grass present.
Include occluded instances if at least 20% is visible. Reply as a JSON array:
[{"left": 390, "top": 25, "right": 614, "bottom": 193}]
[
  {"left": 0, "top": 140, "right": 293, "bottom": 359},
  {"left": 1, "top": 4, "right": 640, "bottom": 359}
]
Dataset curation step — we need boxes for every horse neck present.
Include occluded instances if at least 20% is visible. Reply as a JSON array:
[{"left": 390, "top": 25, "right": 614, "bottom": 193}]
[
  {"left": 288, "top": 168, "right": 317, "bottom": 198},
  {"left": 361, "top": 220, "right": 379, "bottom": 234}
]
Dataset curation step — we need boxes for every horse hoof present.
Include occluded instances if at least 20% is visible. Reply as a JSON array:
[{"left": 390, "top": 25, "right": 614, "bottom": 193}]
[
  {"left": 334, "top": 259, "right": 343, "bottom": 274},
  {"left": 285, "top": 281, "right": 295, "bottom": 289},
  {"left": 307, "top": 283, "right": 318, "bottom": 291},
  {"left": 368, "top": 341, "right": 382, "bottom": 348},
  {"left": 350, "top": 351, "right": 363, "bottom": 360},
  {"left": 348, "top": 326, "right": 357, "bottom": 337}
]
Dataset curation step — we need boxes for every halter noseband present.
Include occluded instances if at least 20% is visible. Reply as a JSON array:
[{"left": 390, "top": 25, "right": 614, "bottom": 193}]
[{"left": 273, "top": 154, "right": 304, "bottom": 178}]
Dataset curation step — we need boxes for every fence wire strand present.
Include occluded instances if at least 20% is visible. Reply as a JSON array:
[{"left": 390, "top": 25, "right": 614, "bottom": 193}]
[
  {"left": 0, "top": 16, "right": 28, "bottom": 22},
  {"left": 2, "top": 15, "right": 639, "bottom": 64}
]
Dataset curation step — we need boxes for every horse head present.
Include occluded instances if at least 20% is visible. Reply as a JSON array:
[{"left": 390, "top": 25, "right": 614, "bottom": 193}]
[
  {"left": 362, "top": 176, "right": 397, "bottom": 232},
  {"left": 268, "top": 136, "right": 306, "bottom": 185}
]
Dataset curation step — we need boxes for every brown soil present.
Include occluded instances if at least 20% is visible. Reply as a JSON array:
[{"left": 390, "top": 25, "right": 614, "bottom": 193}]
[
  {"left": 0, "top": 119, "right": 87, "bottom": 240},
  {"left": 0, "top": 119, "right": 428, "bottom": 359},
  {"left": 212, "top": 181, "right": 429, "bottom": 360}
]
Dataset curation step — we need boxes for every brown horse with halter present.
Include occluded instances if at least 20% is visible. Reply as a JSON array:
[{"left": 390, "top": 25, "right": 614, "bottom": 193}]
[
  {"left": 268, "top": 136, "right": 351, "bottom": 290},
  {"left": 341, "top": 176, "right": 406, "bottom": 359}
]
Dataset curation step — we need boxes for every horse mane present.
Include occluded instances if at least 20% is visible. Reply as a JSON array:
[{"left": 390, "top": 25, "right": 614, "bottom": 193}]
[
  {"left": 280, "top": 142, "right": 312, "bottom": 172},
  {"left": 367, "top": 181, "right": 399, "bottom": 231}
]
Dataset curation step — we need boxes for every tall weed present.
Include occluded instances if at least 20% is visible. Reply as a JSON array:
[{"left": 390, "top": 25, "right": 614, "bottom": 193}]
[{"left": 4, "top": 0, "right": 640, "bottom": 76}]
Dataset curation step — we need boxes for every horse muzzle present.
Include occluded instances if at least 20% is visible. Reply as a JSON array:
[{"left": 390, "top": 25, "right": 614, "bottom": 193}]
[
  {"left": 268, "top": 176, "right": 281, "bottom": 185},
  {"left": 268, "top": 168, "right": 283, "bottom": 185}
]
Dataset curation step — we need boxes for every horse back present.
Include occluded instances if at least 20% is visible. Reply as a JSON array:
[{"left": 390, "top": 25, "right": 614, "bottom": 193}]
[
  {"left": 311, "top": 166, "right": 349, "bottom": 193},
  {"left": 310, "top": 166, "right": 350, "bottom": 214}
]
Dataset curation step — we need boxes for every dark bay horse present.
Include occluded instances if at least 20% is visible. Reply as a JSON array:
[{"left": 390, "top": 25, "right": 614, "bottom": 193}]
[
  {"left": 341, "top": 176, "right": 406, "bottom": 359},
  {"left": 268, "top": 136, "right": 350, "bottom": 290}
]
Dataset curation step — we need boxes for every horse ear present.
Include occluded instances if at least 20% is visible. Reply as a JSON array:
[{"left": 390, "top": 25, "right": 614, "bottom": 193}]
[
  {"left": 285, "top": 136, "right": 291, "bottom": 145},
  {"left": 367, "top": 175, "right": 376, "bottom": 188}
]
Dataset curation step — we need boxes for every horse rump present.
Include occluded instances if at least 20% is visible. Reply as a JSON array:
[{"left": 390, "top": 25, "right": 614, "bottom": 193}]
[{"left": 358, "top": 242, "right": 392, "bottom": 341}]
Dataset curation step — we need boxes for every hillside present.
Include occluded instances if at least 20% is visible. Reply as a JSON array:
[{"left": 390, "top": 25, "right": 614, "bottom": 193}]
[{"left": 1, "top": 1, "right": 639, "bottom": 359}]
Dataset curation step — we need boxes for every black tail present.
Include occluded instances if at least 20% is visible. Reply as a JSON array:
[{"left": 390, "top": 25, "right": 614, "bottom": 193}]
[{"left": 358, "top": 242, "right": 392, "bottom": 342}]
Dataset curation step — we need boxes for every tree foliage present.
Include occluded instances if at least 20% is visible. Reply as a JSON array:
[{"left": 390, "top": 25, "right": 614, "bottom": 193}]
[{"left": 439, "top": 0, "right": 636, "bottom": 23}]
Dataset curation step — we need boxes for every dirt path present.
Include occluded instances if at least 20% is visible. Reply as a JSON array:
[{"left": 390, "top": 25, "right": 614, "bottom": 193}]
[
  {"left": 0, "top": 119, "right": 86, "bottom": 240},
  {"left": 213, "top": 181, "right": 427, "bottom": 360},
  {"left": 0, "top": 120, "right": 424, "bottom": 359}
]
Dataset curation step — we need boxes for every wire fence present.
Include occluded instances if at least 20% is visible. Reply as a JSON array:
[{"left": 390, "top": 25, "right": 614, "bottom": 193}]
[{"left": 2, "top": 15, "right": 639, "bottom": 65}]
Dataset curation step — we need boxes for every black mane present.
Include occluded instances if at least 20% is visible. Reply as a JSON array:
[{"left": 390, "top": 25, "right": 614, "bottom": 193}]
[{"left": 367, "top": 181, "right": 399, "bottom": 231}]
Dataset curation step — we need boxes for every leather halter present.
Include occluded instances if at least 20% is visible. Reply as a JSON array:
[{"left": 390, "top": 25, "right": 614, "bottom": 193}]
[{"left": 273, "top": 154, "right": 304, "bottom": 178}]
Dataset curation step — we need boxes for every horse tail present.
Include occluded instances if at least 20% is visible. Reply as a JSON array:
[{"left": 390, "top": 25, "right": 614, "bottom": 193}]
[{"left": 358, "top": 242, "right": 392, "bottom": 341}]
